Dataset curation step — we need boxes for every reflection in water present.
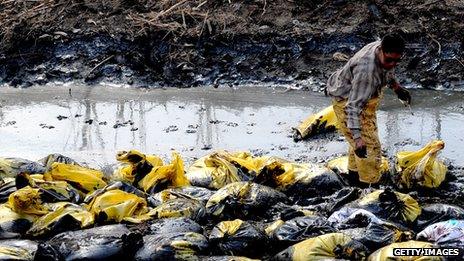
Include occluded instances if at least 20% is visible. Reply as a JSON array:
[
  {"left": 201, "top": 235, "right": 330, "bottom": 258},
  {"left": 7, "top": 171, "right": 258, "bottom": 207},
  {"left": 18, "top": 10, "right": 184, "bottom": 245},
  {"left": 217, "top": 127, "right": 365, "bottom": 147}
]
[
  {"left": 138, "top": 102, "right": 146, "bottom": 151},
  {"left": 0, "top": 88, "right": 463, "bottom": 166},
  {"left": 196, "top": 101, "right": 216, "bottom": 149},
  {"left": 92, "top": 102, "right": 105, "bottom": 151},
  {"left": 435, "top": 111, "right": 441, "bottom": 140},
  {"left": 0, "top": 105, "right": 4, "bottom": 122},
  {"left": 80, "top": 99, "right": 90, "bottom": 150},
  {"left": 384, "top": 111, "right": 399, "bottom": 154}
]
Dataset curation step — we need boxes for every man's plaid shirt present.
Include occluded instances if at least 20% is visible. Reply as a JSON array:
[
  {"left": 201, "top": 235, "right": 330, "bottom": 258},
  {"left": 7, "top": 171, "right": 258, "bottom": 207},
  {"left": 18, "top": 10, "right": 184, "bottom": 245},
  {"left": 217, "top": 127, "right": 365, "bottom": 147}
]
[{"left": 326, "top": 41, "right": 396, "bottom": 139}]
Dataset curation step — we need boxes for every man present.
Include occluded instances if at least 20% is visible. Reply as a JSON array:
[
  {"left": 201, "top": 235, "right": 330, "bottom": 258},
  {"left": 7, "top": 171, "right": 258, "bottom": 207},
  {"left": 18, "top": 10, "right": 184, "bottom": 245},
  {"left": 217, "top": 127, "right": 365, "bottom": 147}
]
[{"left": 326, "top": 33, "right": 411, "bottom": 186}]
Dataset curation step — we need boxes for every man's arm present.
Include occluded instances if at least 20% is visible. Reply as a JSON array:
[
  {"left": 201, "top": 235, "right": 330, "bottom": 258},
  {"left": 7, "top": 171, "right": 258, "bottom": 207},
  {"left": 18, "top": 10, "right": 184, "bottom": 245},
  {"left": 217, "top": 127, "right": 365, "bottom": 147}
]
[{"left": 387, "top": 70, "right": 411, "bottom": 104}]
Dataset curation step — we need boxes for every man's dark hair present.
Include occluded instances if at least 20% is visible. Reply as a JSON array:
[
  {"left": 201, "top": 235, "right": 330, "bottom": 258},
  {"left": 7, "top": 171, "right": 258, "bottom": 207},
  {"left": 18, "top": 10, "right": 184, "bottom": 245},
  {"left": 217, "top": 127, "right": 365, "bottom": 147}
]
[{"left": 381, "top": 33, "right": 405, "bottom": 54}]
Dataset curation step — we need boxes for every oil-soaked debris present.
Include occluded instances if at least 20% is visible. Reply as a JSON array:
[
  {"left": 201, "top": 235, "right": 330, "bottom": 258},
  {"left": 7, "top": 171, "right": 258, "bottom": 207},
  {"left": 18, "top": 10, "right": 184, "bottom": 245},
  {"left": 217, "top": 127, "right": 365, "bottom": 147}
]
[
  {"left": 113, "top": 120, "right": 134, "bottom": 129},
  {"left": 164, "top": 125, "right": 179, "bottom": 133},
  {"left": 394, "top": 138, "right": 420, "bottom": 146},
  {"left": 39, "top": 123, "right": 55, "bottom": 129},
  {"left": 225, "top": 122, "right": 238, "bottom": 127},
  {"left": 201, "top": 144, "right": 212, "bottom": 150}
]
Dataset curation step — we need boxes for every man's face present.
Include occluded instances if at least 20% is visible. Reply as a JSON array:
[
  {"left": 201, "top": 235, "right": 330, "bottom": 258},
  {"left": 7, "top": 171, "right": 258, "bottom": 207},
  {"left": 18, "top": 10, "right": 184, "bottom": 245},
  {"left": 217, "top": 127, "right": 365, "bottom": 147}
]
[{"left": 380, "top": 51, "right": 402, "bottom": 70}]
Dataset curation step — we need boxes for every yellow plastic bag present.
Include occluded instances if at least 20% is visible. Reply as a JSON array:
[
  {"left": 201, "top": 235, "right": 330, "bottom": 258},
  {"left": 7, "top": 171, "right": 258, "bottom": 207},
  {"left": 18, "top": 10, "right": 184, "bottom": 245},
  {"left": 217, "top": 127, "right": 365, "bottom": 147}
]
[
  {"left": 354, "top": 189, "right": 421, "bottom": 224},
  {"left": 293, "top": 105, "right": 339, "bottom": 141},
  {"left": 186, "top": 151, "right": 272, "bottom": 190},
  {"left": 395, "top": 140, "right": 447, "bottom": 189},
  {"left": 147, "top": 198, "right": 205, "bottom": 221},
  {"left": 368, "top": 240, "right": 442, "bottom": 261},
  {"left": 113, "top": 164, "right": 134, "bottom": 183},
  {"left": 44, "top": 162, "right": 107, "bottom": 193},
  {"left": 28, "top": 202, "right": 94, "bottom": 236},
  {"left": 138, "top": 152, "right": 189, "bottom": 194},
  {"left": 16, "top": 173, "right": 82, "bottom": 203},
  {"left": 7, "top": 186, "right": 49, "bottom": 215},
  {"left": 221, "top": 151, "right": 269, "bottom": 174},
  {"left": 116, "top": 149, "right": 164, "bottom": 166},
  {"left": 86, "top": 189, "right": 149, "bottom": 223},
  {"left": 256, "top": 158, "right": 343, "bottom": 196},
  {"left": 327, "top": 155, "right": 390, "bottom": 175},
  {"left": 186, "top": 152, "right": 243, "bottom": 189},
  {"left": 0, "top": 203, "right": 38, "bottom": 236},
  {"left": 265, "top": 220, "right": 286, "bottom": 237},
  {"left": 115, "top": 150, "right": 164, "bottom": 183},
  {"left": 35, "top": 180, "right": 83, "bottom": 203},
  {"left": 213, "top": 219, "right": 244, "bottom": 237},
  {"left": 273, "top": 232, "right": 368, "bottom": 261}
]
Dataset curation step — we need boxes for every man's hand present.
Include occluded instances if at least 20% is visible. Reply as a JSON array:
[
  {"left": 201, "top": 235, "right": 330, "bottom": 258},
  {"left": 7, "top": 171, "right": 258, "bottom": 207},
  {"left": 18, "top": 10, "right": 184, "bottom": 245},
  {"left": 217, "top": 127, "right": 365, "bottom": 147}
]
[
  {"left": 394, "top": 87, "right": 411, "bottom": 105},
  {"left": 354, "top": 137, "right": 367, "bottom": 158}
]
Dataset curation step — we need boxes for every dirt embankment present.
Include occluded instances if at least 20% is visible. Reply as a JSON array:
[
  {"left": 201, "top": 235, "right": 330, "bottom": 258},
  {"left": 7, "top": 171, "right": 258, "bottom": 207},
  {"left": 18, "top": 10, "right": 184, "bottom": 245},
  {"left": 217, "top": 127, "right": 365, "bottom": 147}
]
[{"left": 0, "top": 0, "right": 463, "bottom": 89}]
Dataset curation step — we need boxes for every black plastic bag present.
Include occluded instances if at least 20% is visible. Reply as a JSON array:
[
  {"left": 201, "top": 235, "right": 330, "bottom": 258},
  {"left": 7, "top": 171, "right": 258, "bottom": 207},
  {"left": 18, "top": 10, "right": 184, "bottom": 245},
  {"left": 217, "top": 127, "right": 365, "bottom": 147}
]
[
  {"left": 135, "top": 232, "right": 208, "bottom": 261},
  {"left": 270, "top": 232, "right": 368, "bottom": 261},
  {"left": 34, "top": 224, "right": 143, "bottom": 261},
  {"left": 0, "top": 203, "right": 35, "bottom": 239},
  {"left": 0, "top": 239, "right": 38, "bottom": 260},
  {"left": 415, "top": 204, "right": 464, "bottom": 231},
  {"left": 144, "top": 217, "right": 203, "bottom": 235},
  {"left": 40, "top": 154, "right": 80, "bottom": 170},
  {"left": 347, "top": 188, "right": 421, "bottom": 225},
  {"left": 0, "top": 180, "right": 17, "bottom": 203},
  {"left": 148, "top": 186, "right": 213, "bottom": 207},
  {"left": 209, "top": 219, "right": 267, "bottom": 257},
  {"left": 149, "top": 198, "right": 206, "bottom": 222},
  {"left": 0, "top": 158, "right": 45, "bottom": 178},
  {"left": 342, "top": 222, "right": 414, "bottom": 251},
  {"left": 206, "top": 182, "right": 289, "bottom": 220},
  {"left": 267, "top": 215, "right": 336, "bottom": 246},
  {"left": 417, "top": 220, "right": 464, "bottom": 250}
]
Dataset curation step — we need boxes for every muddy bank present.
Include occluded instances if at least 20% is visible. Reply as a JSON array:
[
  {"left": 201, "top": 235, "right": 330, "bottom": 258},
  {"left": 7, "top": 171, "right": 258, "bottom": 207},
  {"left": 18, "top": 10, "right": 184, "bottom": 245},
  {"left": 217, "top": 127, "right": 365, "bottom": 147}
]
[
  {"left": 0, "top": 0, "right": 463, "bottom": 89},
  {"left": 1, "top": 85, "right": 463, "bottom": 168}
]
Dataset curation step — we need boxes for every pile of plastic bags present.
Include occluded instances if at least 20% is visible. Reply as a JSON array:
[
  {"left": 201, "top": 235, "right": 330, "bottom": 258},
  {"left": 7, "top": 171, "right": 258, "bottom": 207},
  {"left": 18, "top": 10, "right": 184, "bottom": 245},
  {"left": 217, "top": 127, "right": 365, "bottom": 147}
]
[
  {"left": 0, "top": 146, "right": 460, "bottom": 260},
  {"left": 297, "top": 107, "right": 449, "bottom": 190}
]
